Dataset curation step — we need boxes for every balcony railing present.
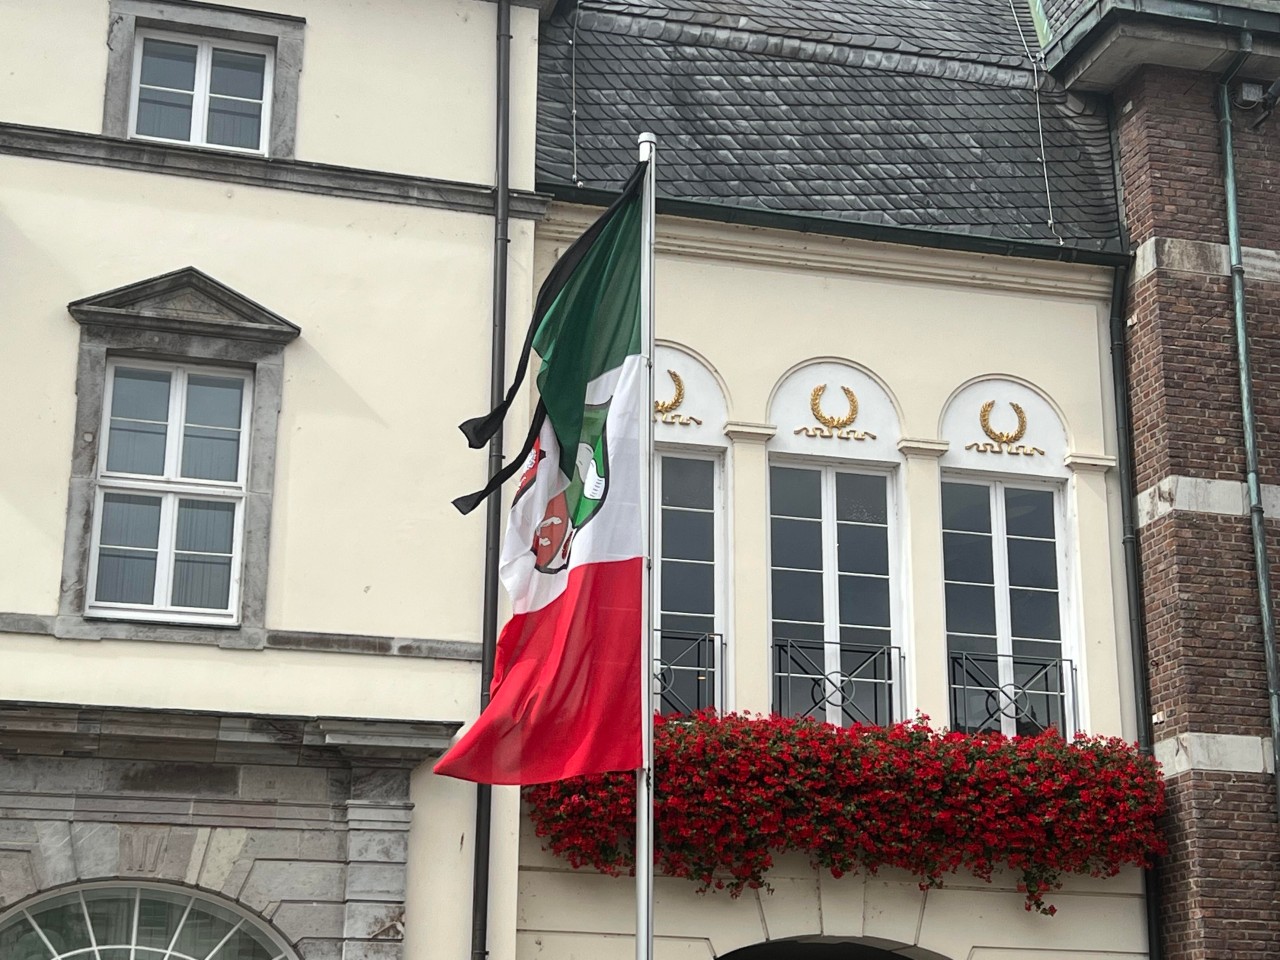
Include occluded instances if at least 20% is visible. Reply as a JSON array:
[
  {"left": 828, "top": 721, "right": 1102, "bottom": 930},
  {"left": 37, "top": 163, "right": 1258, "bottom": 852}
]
[
  {"left": 948, "top": 651, "right": 1077, "bottom": 736},
  {"left": 656, "top": 630, "right": 724, "bottom": 715},
  {"left": 773, "top": 636, "right": 902, "bottom": 727}
]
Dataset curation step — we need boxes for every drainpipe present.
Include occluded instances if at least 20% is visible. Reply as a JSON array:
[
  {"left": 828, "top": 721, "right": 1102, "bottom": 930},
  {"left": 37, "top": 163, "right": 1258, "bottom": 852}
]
[
  {"left": 471, "top": 1, "right": 511, "bottom": 958},
  {"left": 1108, "top": 260, "right": 1164, "bottom": 960},
  {"left": 1218, "top": 36, "right": 1280, "bottom": 823}
]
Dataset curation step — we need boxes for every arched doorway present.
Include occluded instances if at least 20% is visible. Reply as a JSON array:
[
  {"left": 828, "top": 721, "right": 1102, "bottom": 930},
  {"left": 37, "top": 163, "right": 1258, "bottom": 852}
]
[
  {"left": 720, "top": 939, "right": 953, "bottom": 960},
  {"left": 0, "top": 881, "right": 298, "bottom": 960}
]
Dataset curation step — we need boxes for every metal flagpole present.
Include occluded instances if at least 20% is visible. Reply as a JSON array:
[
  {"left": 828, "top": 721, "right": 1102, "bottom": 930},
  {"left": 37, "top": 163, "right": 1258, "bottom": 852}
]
[{"left": 636, "top": 131, "right": 657, "bottom": 960}]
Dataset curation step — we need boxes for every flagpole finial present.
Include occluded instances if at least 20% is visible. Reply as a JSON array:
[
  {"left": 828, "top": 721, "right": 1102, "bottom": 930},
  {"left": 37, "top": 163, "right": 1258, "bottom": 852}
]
[{"left": 637, "top": 131, "right": 656, "bottom": 148}]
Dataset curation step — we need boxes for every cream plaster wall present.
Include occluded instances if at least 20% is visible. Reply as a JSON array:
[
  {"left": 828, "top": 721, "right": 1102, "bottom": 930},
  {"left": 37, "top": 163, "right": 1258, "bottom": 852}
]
[
  {"left": 518, "top": 210, "right": 1143, "bottom": 959},
  {"left": 0, "top": 0, "right": 538, "bottom": 189},
  {"left": 0, "top": 153, "right": 535, "bottom": 641}
]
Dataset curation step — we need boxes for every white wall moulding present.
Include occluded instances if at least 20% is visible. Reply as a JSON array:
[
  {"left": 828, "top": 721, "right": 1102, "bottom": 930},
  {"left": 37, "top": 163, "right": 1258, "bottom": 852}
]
[
  {"left": 540, "top": 204, "right": 1116, "bottom": 300},
  {"left": 723, "top": 421, "right": 777, "bottom": 443},
  {"left": 897, "top": 437, "right": 950, "bottom": 458},
  {"left": 1135, "top": 474, "right": 1280, "bottom": 528},
  {"left": 940, "top": 378, "right": 1071, "bottom": 479},
  {"left": 0, "top": 122, "right": 550, "bottom": 219},
  {"left": 769, "top": 360, "right": 902, "bottom": 463}
]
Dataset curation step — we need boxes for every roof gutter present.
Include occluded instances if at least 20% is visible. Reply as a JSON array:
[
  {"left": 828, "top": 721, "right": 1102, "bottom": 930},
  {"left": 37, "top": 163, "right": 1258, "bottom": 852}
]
[{"left": 538, "top": 182, "right": 1131, "bottom": 267}]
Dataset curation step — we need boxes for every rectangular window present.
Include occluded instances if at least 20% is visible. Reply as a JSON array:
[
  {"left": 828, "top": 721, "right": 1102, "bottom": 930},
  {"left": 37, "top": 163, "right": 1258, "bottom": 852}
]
[
  {"left": 655, "top": 455, "right": 722, "bottom": 714},
  {"left": 942, "top": 480, "right": 1074, "bottom": 736},
  {"left": 87, "top": 362, "right": 252, "bottom": 624},
  {"left": 769, "top": 464, "right": 899, "bottom": 727},
  {"left": 130, "top": 30, "right": 273, "bottom": 153}
]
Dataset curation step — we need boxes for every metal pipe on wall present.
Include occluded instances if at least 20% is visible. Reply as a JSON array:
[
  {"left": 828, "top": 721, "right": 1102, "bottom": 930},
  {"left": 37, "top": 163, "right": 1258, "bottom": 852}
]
[
  {"left": 471, "top": 0, "right": 512, "bottom": 957},
  {"left": 1217, "top": 42, "right": 1280, "bottom": 824}
]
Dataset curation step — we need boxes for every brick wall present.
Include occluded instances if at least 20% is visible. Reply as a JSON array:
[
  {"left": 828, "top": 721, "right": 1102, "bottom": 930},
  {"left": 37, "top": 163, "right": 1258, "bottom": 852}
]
[{"left": 1117, "top": 63, "right": 1280, "bottom": 960}]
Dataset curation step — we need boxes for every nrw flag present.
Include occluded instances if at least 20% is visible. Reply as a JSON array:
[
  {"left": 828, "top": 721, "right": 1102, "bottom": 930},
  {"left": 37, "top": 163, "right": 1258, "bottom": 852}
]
[{"left": 435, "top": 162, "right": 648, "bottom": 785}]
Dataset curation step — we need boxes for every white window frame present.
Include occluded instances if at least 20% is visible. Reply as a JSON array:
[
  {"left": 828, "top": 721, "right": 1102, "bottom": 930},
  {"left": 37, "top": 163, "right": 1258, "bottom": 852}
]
[
  {"left": 767, "top": 458, "right": 904, "bottom": 727},
  {"left": 85, "top": 359, "right": 253, "bottom": 626},
  {"left": 653, "top": 449, "right": 727, "bottom": 713},
  {"left": 941, "top": 474, "right": 1077, "bottom": 736},
  {"left": 128, "top": 28, "right": 275, "bottom": 155}
]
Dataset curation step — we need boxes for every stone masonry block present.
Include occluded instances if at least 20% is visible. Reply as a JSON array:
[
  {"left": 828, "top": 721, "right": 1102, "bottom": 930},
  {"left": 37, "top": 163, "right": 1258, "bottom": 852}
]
[
  {"left": 344, "top": 863, "right": 405, "bottom": 901},
  {"left": 240, "top": 765, "right": 332, "bottom": 803},
  {"left": 0, "top": 850, "right": 37, "bottom": 906},
  {"left": 341, "top": 942, "right": 403, "bottom": 960},
  {"left": 197, "top": 828, "right": 248, "bottom": 890},
  {"left": 347, "top": 830, "right": 407, "bottom": 864},
  {"left": 33, "top": 821, "right": 76, "bottom": 888},
  {"left": 343, "top": 902, "right": 405, "bottom": 940},
  {"left": 271, "top": 901, "right": 346, "bottom": 941},
  {"left": 71, "top": 822, "right": 120, "bottom": 878},
  {"left": 239, "top": 860, "right": 346, "bottom": 911}
]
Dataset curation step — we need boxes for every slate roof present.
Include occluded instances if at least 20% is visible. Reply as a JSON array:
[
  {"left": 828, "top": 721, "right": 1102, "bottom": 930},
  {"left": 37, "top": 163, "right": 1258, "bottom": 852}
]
[{"left": 536, "top": 0, "right": 1124, "bottom": 254}]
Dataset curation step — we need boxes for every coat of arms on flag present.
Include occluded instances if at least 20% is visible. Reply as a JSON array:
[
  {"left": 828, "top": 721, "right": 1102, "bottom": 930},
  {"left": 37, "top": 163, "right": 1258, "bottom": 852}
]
[{"left": 434, "top": 162, "right": 649, "bottom": 786}]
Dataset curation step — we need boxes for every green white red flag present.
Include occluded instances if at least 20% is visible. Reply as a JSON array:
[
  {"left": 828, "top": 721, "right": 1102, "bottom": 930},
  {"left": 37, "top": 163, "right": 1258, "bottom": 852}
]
[{"left": 435, "top": 163, "right": 647, "bottom": 785}]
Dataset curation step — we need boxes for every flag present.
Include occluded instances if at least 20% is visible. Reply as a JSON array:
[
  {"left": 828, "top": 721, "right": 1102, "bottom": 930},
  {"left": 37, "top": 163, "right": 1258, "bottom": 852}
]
[{"left": 435, "top": 162, "right": 648, "bottom": 785}]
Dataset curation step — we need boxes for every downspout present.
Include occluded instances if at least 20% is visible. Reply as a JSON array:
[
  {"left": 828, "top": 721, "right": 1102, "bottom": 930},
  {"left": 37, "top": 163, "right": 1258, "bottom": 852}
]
[
  {"left": 471, "top": 1, "right": 511, "bottom": 958},
  {"left": 1108, "top": 260, "right": 1163, "bottom": 960},
  {"left": 1218, "top": 37, "right": 1280, "bottom": 822}
]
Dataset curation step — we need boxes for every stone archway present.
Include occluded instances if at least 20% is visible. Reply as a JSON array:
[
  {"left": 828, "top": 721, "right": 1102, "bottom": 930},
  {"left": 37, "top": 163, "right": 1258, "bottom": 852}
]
[{"left": 720, "top": 939, "right": 954, "bottom": 960}]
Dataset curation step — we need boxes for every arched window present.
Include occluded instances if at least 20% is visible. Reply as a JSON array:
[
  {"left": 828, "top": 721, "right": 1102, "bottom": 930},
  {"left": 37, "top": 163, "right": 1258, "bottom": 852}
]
[
  {"left": 767, "top": 360, "right": 905, "bottom": 727},
  {"left": 0, "top": 883, "right": 297, "bottom": 960},
  {"left": 939, "top": 377, "right": 1075, "bottom": 737},
  {"left": 653, "top": 342, "right": 730, "bottom": 715}
]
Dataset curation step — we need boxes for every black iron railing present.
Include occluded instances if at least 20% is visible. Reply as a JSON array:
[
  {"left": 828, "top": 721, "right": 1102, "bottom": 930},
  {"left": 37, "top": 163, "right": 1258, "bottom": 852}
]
[
  {"left": 948, "top": 651, "right": 1077, "bottom": 736},
  {"left": 773, "top": 636, "right": 901, "bottom": 727},
  {"left": 656, "top": 630, "right": 723, "bottom": 715}
]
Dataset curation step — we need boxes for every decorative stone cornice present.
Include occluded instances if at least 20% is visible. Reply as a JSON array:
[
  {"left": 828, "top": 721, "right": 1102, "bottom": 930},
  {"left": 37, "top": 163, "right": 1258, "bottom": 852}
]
[
  {"left": 540, "top": 205, "right": 1116, "bottom": 301},
  {"left": 0, "top": 701, "right": 462, "bottom": 766},
  {"left": 723, "top": 421, "right": 777, "bottom": 443},
  {"left": 897, "top": 438, "right": 950, "bottom": 458},
  {"left": 1064, "top": 452, "right": 1116, "bottom": 473},
  {"left": 0, "top": 122, "right": 550, "bottom": 220}
]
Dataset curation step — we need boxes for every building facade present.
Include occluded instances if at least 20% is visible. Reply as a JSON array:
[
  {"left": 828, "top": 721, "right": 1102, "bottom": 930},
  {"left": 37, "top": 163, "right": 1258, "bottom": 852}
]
[{"left": 0, "top": 1, "right": 1173, "bottom": 959}]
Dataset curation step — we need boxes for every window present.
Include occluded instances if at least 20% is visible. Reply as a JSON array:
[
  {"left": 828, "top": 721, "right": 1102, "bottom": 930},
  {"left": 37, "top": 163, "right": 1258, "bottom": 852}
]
[
  {"left": 769, "top": 464, "right": 899, "bottom": 726},
  {"left": 942, "top": 480, "right": 1074, "bottom": 736},
  {"left": 103, "top": 1, "right": 304, "bottom": 159},
  {"left": 655, "top": 455, "right": 723, "bottom": 714},
  {"left": 0, "top": 884, "right": 296, "bottom": 960},
  {"left": 130, "top": 31, "right": 273, "bottom": 153},
  {"left": 86, "top": 361, "right": 252, "bottom": 625}
]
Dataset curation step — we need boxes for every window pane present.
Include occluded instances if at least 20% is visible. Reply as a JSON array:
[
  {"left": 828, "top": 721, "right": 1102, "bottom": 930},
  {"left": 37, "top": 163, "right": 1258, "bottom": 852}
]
[
  {"left": 661, "top": 458, "right": 713, "bottom": 508},
  {"left": 186, "top": 375, "right": 244, "bottom": 428},
  {"left": 945, "top": 582, "right": 996, "bottom": 635},
  {"left": 1010, "top": 588, "right": 1061, "bottom": 641},
  {"left": 770, "top": 466, "right": 820, "bottom": 518},
  {"left": 943, "top": 531, "right": 993, "bottom": 584},
  {"left": 771, "top": 517, "right": 821, "bottom": 570},
  {"left": 97, "top": 549, "right": 158, "bottom": 604},
  {"left": 942, "top": 482, "right": 991, "bottom": 532},
  {"left": 30, "top": 897, "right": 90, "bottom": 955},
  {"left": 948, "top": 632, "right": 998, "bottom": 656},
  {"left": 210, "top": 48, "right": 266, "bottom": 99},
  {"left": 661, "top": 613, "right": 713, "bottom": 637},
  {"left": 771, "top": 569, "right": 823, "bottom": 622},
  {"left": 171, "top": 902, "right": 237, "bottom": 960},
  {"left": 139, "top": 38, "right": 197, "bottom": 89},
  {"left": 181, "top": 426, "right": 240, "bottom": 481},
  {"left": 136, "top": 86, "right": 194, "bottom": 140},
  {"left": 1005, "top": 487, "right": 1055, "bottom": 538},
  {"left": 661, "top": 560, "right": 713, "bottom": 615},
  {"left": 207, "top": 96, "right": 263, "bottom": 149},
  {"left": 835, "top": 473, "right": 886, "bottom": 523},
  {"left": 773, "top": 620, "right": 823, "bottom": 643},
  {"left": 136, "top": 892, "right": 191, "bottom": 950},
  {"left": 84, "top": 889, "right": 135, "bottom": 948},
  {"left": 1007, "top": 538, "right": 1058, "bottom": 589},
  {"left": 100, "top": 494, "right": 161, "bottom": 548},
  {"left": 172, "top": 554, "right": 233, "bottom": 609},
  {"left": 111, "top": 368, "right": 171, "bottom": 421},
  {"left": 0, "top": 915, "right": 49, "bottom": 960},
  {"left": 106, "top": 420, "right": 167, "bottom": 475},
  {"left": 662, "top": 509, "right": 713, "bottom": 562},
  {"left": 838, "top": 574, "right": 890, "bottom": 627},
  {"left": 176, "top": 500, "right": 235, "bottom": 554},
  {"left": 837, "top": 523, "right": 888, "bottom": 575}
]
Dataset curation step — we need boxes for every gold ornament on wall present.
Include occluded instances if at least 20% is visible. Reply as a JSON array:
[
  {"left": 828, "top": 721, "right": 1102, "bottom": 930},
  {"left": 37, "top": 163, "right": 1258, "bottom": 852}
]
[
  {"left": 794, "top": 384, "right": 877, "bottom": 441},
  {"left": 653, "top": 370, "right": 703, "bottom": 426},
  {"left": 965, "top": 400, "right": 1045, "bottom": 456}
]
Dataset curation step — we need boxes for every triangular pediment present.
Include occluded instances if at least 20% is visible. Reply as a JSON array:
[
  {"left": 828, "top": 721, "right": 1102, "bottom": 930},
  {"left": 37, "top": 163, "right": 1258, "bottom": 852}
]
[{"left": 68, "top": 267, "right": 300, "bottom": 344}]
